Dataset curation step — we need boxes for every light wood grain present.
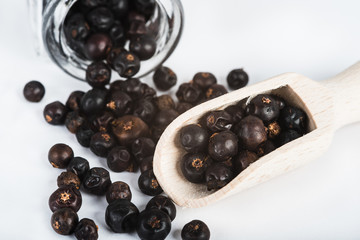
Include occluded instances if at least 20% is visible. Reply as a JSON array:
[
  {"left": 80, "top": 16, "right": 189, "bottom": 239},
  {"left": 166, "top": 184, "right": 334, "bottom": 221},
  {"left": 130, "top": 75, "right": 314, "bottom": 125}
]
[{"left": 153, "top": 62, "right": 360, "bottom": 208}]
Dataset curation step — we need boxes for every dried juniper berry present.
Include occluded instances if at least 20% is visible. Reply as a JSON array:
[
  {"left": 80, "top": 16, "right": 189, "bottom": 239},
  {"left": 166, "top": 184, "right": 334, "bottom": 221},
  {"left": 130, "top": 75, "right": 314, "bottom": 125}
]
[
  {"left": 106, "top": 91, "right": 132, "bottom": 117},
  {"left": 107, "top": 146, "right": 133, "bottom": 172},
  {"left": 139, "top": 156, "right": 153, "bottom": 173},
  {"left": 109, "top": 21, "right": 126, "bottom": 47},
  {"left": 138, "top": 169, "right": 163, "bottom": 196},
  {"left": 205, "top": 163, "right": 234, "bottom": 191},
  {"left": 267, "top": 121, "right": 281, "bottom": 139},
  {"left": 180, "top": 124, "right": 209, "bottom": 153},
  {"left": 106, "top": 181, "right": 132, "bottom": 203},
  {"left": 181, "top": 220, "right": 210, "bottom": 240},
  {"left": 107, "top": 48, "right": 127, "bottom": 70},
  {"left": 67, "top": 157, "right": 90, "bottom": 181},
  {"left": 233, "top": 150, "right": 259, "bottom": 174},
  {"left": 246, "top": 94, "right": 280, "bottom": 123},
  {"left": 112, "top": 115, "right": 150, "bottom": 146},
  {"left": 136, "top": 209, "right": 171, "bottom": 240},
  {"left": 181, "top": 153, "right": 209, "bottom": 183},
  {"left": 83, "top": 167, "right": 112, "bottom": 195},
  {"left": 133, "top": 98, "right": 157, "bottom": 124},
  {"left": 48, "top": 143, "right": 74, "bottom": 169},
  {"left": 80, "top": 88, "right": 108, "bottom": 116},
  {"left": 64, "top": 13, "right": 90, "bottom": 43},
  {"left": 86, "top": 7, "right": 114, "bottom": 31},
  {"left": 51, "top": 208, "right": 79, "bottom": 235},
  {"left": 227, "top": 68, "right": 249, "bottom": 90},
  {"left": 208, "top": 131, "right": 238, "bottom": 162},
  {"left": 130, "top": 34, "right": 157, "bottom": 60},
  {"left": 65, "top": 111, "right": 85, "bottom": 134},
  {"left": 49, "top": 186, "right": 82, "bottom": 212},
  {"left": 23, "top": 80, "right": 45, "bottom": 102},
  {"left": 86, "top": 61, "right": 111, "bottom": 88},
  {"left": 276, "top": 129, "right": 302, "bottom": 147},
  {"left": 205, "top": 84, "right": 228, "bottom": 100},
  {"left": 224, "top": 104, "right": 245, "bottom": 123},
  {"left": 155, "top": 95, "right": 175, "bottom": 111},
  {"left": 105, "top": 199, "right": 139, "bottom": 233},
  {"left": 176, "top": 83, "right": 202, "bottom": 104},
  {"left": 113, "top": 52, "right": 140, "bottom": 78},
  {"left": 279, "top": 106, "right": 307, "bottom": 133},
  {"left": 256, "top": 140, "right": 276, "bottom": 157},
  {"left": 176, "top": 102, "right": 193, "bottom": 114},
  {"left": 153, "top": 109, "right": 179, "bottom": 129},
  {"left": 84, "top": 33, "right": 113, "bottom": 61},
  {"left": 131, "top": 137, "right": 156, "bottom": 161},
  {"left": 76, "top": 123, "right": 96, "bottom": 147},
  {"left": 146, "top": 195, "right": 176, "bottom": 221},
  {"left": 193, "top": 72, "right": 217, "bottom": 90},
  {"left": 91, "top": 111, "right": 115, "bottom": 132},
  {"left": 57, "top": 171, "right": 81, "bottom": 190},
  {"left": 90, "top": 132, "right": 116, "bottom": 157},
  {"left": 203, "top": 110, "right": 233, "bottom": 132},
  {"left": 66, "top": 91, "right": 85, "bottom": 111},
  {"left": 44, "top": 101, "right": 68, "bottom": 125},
  {"left": 153, "top": 66, "right": 177, "bottom": 91},
  {"left": 74, "top": 218, "right": 98, "bottom": 240},
  {"left": 235, "top": 115, "right": 267, "bottom": 151}
]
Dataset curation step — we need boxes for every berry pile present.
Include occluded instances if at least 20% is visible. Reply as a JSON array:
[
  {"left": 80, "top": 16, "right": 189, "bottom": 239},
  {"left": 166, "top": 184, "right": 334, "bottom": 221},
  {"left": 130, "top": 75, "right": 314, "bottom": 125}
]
[
  {"left": 24, "top": 49, "right": 248, "bottom": 239},
  {"left": 179, "top": 94, "right": 308, "bottom": 191},
  {"left": 46, "top": 143, "right": 210, "bottom": 239},
  {"left": 64, "top": 0, "right": 159, "bottom": 78}
]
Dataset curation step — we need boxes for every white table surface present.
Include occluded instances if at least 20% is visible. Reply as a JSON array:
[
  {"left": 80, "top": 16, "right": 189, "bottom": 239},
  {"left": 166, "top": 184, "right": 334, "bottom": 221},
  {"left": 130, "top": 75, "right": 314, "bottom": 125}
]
[{"left": 1, "top": 0, "right": 360, "bottom": 239}]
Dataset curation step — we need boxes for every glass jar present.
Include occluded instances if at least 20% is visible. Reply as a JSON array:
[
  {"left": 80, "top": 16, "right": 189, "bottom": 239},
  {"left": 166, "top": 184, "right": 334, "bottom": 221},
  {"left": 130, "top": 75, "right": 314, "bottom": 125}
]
[{"left": 27, "top": 0, "right": 184, "bottom": 80}]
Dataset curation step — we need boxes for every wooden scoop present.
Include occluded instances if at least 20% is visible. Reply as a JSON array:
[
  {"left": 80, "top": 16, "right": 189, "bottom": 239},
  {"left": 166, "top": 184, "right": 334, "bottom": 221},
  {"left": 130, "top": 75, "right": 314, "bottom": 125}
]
[{"left": 153, "top": 62, "right": 360, "bottom": 208}]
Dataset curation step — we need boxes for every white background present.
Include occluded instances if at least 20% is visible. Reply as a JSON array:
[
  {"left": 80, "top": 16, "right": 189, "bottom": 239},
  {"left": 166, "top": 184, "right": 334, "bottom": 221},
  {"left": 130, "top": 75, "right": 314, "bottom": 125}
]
[{"left": 0, "top": 0, "right": 360, "bottom": 239}]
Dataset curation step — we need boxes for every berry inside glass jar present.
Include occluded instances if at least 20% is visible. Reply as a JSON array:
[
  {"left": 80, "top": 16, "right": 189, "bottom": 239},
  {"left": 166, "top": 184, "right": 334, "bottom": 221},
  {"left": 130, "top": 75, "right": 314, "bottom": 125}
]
[
  {"left": 63, "top": 0, "right": 158, "bottom": 78},
  {"left": 39, "top": 0, "right": 183, "bottom": 80},
  {"left": 178, "top": 92, "right": 310, "bottom": 191}
]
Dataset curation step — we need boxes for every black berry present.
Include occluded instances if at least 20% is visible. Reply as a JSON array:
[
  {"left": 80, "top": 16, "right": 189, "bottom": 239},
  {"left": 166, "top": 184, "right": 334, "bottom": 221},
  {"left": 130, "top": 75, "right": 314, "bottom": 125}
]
[
  {"left": 180, "top": 124, "right": 209, "bottom": 153},
  {"left": 66, "top": 157, "right": 90, "bottom": 181},
  {"left": 227, "top": 68, "right": 249, "bottom": 90},
  {"left": 106, "top": 181, "right": 132, "bottom": 203},
  {"left": 130, "top": 34, "right": 157, "bottom": 60},
  {"left": 181, "top": 220, "right": 210, "bottom": 240},
  {"left": 105, "top": 199, "right": 139, "bottom": 233},
  {"left": 23, "top": 80, "right": 45, "bottom": 102},
  {"left": 74, "top": 218, "right": 98, "bottom": 240},
  {"left": 136, "top": 209, "right": 171, "bottom": 240},
  {"left": 138, "top": 169, "right": 163, "bottom": 196},
  {"left": 51, "top": 208, "right": 79, "bottom": 235},
  {"left": 153, "top": 66, "right": 177, "bottom": 91},
  {"left": 83, "top": 167, "right": 112, "bottom": 195},
  {"left": 145, "top": 195, "right": 177, "bottom": 221},
  {"left": 49, "top": 186, "right": 82, "bottom": 212},
  {"left": 86, "top": 61, "right": 111, "bottom": 88},
  {"left": 48, "top": 143, "right": 74, "bottom": 169},
  {"left": 44, "top": 101, "right": 68, "bottom": 125}
]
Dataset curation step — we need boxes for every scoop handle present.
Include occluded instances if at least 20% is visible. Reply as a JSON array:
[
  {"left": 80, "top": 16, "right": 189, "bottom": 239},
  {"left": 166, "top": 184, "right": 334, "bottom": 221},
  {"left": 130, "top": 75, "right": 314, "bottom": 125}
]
[{"left": 322, "top": 61, "right": 360, "bottom": 130}]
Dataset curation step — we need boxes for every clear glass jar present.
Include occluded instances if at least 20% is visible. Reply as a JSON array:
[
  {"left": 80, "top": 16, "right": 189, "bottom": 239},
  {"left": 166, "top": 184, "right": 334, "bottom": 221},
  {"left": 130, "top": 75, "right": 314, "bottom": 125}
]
[{"left": 27, "top": 0, "right": 184, "bottom": 80}]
